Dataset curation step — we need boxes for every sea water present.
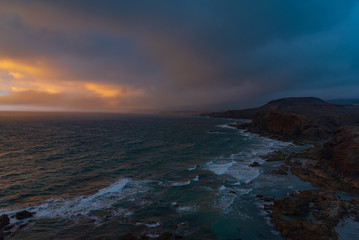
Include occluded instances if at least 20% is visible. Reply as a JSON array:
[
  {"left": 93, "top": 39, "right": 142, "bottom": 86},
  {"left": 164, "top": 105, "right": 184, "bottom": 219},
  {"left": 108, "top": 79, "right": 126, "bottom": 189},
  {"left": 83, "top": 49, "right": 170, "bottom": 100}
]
[{"left": 0, "top": 112, "right": 315, "bottom": 239}]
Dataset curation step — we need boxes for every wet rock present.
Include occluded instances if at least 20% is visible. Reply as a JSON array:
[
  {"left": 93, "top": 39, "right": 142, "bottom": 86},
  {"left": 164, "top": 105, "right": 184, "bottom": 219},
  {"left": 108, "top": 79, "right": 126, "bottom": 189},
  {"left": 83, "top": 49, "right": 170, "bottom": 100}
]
[
  {"left": 0, "top": 215, "right": 9, "bottom": 229},
  {"left": 266, "top": 150, "right": 286, "bottom": 162},
  {"left": 267, "top": 190, "right": 353, "bottom": 240},
  {"left": 15, "top": 210, "right": 33, "bottom": 220},
  {"left": 256, "top": 194, "right": 274, "bottom": 202},
  {"left": 272, "top": 169, "right": 287, "bottom": 175},
  {"left": 171, "top": 202, "right": 179, "bottom": 208},
  {"left": 273, "top": 197, "right": 310, "bottom": 216},
  {"left": 3, "top": 224, "right": 14, "bottom": 231},
  {"left": 249, "top": 162, "right": 260, "bottom": 167},
  {"left": 272, "top": 164, "right": 289, "bottom": 175},
  {"left": 285, "top": 128, "right": 359, "bottom": 193}
]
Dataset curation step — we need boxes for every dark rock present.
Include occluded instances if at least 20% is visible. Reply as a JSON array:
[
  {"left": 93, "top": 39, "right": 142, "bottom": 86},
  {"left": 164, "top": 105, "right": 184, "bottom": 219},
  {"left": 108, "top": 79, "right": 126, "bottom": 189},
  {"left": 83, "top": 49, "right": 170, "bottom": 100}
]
[
  {"left": 0, "top": 215, "right": 9, "bottom": 229},
  {"left": 274, "top": 197, "right": 310, "bottom": 217},
  {"left": 266, "top": 150, "right": 286, "bottom": 162},
  {"left": 15, "top": 210, "right": 33, "bottom": 220},
  {"left": 271, "top": 168, "right": 288, "bottom": 175},
  {"left": 3, "top": 224, "right": 14, "bottom": 231},
  {"left": 320, "top": 126, "right": 359, "bottom": 178},
  {"left": 252, "top": 111, "right": 307, "bottom": 137},
  {"left": 272, "top": 165, "right": 289, "bottom": 175},
  {"left": 249, "top": 162, "right": 260, "bottom": 167},
  {"left": 229, "top": 190, "right": 236, "bottom": 194},
  {"left": 256, "top": 194, "right": 274, "bottom": 202},
  {"left": 284, "top": 127, "right": 359, "bottom": 193},
  {"left": 267, "top": 190, "right": 353, "bottom": 240}
]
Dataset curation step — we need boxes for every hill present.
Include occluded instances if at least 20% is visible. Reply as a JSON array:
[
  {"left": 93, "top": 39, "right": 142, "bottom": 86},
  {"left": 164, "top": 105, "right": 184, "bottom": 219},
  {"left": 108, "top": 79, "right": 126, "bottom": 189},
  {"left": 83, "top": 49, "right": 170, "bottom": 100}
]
[{"left": 206, "top": 97, "right": 359, "bottom": 140}]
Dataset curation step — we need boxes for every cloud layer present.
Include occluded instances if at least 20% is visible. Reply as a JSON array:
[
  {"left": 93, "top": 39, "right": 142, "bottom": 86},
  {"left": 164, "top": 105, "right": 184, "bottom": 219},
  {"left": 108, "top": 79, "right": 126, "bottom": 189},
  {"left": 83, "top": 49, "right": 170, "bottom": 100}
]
[{"left": 0, "top": 0, "right": 358, "bottom": 111}]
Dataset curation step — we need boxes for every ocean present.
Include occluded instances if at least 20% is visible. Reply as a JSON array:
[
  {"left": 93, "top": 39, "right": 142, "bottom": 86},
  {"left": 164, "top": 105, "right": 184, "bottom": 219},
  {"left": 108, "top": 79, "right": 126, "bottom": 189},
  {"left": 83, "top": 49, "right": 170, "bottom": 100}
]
[{"left": 0, "top": 113, "right": 315, "bottom": 239}]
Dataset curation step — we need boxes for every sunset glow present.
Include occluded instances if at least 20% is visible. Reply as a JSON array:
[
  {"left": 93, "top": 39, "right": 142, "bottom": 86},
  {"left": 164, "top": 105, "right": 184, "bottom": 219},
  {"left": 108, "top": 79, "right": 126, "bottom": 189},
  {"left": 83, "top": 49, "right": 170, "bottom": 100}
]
[{"left": 0, "top": 1, "right": 359, "bottom": 111}]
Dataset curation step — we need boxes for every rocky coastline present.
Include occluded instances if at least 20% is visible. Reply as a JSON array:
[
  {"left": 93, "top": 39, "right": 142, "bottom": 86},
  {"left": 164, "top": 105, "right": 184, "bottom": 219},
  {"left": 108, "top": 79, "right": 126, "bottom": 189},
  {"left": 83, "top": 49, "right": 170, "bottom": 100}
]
[{"left": 208, "top": 97, "right": 359, "bottom": 239}]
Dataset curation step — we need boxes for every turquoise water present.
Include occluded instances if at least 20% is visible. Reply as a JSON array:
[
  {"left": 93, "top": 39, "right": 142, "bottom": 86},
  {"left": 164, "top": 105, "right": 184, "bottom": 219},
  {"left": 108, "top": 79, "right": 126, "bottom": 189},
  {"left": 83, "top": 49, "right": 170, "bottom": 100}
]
[{"left": 0, "top": 113, "right": 313, "bottom": 239}]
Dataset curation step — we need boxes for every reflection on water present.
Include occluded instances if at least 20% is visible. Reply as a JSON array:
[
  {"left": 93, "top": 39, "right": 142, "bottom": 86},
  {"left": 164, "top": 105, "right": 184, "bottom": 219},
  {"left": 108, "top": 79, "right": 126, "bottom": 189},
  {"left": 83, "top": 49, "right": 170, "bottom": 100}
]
[{"left": 0, "top": 112, "right": 315, "bottom": 239}]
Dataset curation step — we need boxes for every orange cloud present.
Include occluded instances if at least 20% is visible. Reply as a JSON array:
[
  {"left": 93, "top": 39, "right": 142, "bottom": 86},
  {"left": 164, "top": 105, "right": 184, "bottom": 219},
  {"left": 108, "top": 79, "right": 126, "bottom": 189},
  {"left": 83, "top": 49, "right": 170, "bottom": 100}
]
[
  {"left": 85, "top": 82, "right": 144, "bottom": 98},
  {"left": 85, "top": 83, "right": 119, "bottom": 97},
  {"left": 0, "top": 59, "right": 50, "bottom": 78},
  {"left": 0, "top": 58, "right": 148, "bottom": 111}
]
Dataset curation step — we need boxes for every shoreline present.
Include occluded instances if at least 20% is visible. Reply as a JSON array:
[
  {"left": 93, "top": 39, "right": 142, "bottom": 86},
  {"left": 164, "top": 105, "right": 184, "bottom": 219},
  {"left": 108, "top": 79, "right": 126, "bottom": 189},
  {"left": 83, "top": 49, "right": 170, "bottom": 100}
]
[{"left": 227, "top": 120, "right": 359, "bottom": 240}]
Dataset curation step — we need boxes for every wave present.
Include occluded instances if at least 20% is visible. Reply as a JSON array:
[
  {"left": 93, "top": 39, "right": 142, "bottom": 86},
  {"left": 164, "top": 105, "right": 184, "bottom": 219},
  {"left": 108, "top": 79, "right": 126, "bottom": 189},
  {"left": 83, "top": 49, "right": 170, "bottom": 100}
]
[
  {"left": 202, "top": 129, "right": 293, "bottom": 184},
  {"left": 165, "top": 175, "right": 200, "bottom": 187},
  {"left": 215, "top": 185, "right": 252, "bottom": 211},
  {"left": 0, "top": 178, "right": 151, "bottom": 222},
  {"left": 188, "top": 164, "right": 199, "bottom": 171},
  {"left": 171, "top": 180, "right": 191, "bottom": 187},
  {"left": 217, "top": 123, "right": 238, "bottom": 130}
]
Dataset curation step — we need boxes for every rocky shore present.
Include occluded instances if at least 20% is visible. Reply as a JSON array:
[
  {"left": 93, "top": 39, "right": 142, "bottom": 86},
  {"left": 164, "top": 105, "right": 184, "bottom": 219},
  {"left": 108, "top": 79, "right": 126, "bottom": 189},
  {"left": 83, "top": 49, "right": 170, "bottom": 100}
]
[
  {"left": 0, "top": 210, "right": 33, "bottom": 239},
  {"left": 260, "top": 189, "right": 359, "bottom": 240},
  {"left": 207, "top": 97, "right": 359, "bottom": 239}
]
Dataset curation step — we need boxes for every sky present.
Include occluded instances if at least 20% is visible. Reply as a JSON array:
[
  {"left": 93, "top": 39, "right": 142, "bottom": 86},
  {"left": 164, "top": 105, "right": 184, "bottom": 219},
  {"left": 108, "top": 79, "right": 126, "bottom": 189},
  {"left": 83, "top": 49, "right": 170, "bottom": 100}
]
[{"left": 0, "top": 0, "right": 359, "bottom": 112}]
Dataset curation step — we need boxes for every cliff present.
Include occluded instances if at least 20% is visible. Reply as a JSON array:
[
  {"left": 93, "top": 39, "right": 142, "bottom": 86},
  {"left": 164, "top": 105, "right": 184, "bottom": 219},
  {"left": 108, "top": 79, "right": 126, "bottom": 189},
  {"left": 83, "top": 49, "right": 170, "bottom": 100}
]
[
  {"left": 208, "top": 97, "right": 359, "bottom": 141},
  {"left": 320, "top": 126, "right": 359, "bottom": 178},
  {"left": 205, "top": 97, "right": 359, "bottom": 239}
]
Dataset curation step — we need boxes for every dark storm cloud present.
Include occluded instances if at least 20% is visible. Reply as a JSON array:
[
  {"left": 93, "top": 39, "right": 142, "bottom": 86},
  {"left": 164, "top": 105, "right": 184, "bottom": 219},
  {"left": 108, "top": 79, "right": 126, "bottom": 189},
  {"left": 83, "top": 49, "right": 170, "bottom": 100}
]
[{"left": 0, "top": 0, "right": 358, "bottom": 110}]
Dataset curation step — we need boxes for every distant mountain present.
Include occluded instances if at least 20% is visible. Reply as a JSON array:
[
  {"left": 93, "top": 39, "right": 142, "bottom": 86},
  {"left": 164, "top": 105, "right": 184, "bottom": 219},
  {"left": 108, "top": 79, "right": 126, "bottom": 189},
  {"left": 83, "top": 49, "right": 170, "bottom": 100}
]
[
  {"left": 206, "top": 97, "right": 359, "bottom": 119},
  {"left": 205, "top": 97, "right": 359, "bottom": 140}
]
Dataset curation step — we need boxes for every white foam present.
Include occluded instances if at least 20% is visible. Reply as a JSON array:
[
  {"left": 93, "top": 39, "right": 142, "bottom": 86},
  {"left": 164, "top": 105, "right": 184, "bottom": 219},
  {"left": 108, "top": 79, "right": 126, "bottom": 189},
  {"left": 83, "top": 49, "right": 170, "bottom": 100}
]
[
  {"left": 206, "top": 131, "right": 227, "bottom": 134},
  {"left": 0, "top": 178, "right": 150, "bottom": 221},
  {"left": 235, "top": 188, "right": 252, "bottom": 195},
  {"left": 188, "top": 165, "right": 199, "bottom": 171},
  {"left": 145, "top": 222, "right": 161, "bottom": 228},
  {"left": 217, "top": 123, "right": 239, "bottom": 129},
  {"left": 204, "top": 160, "right": 235, "bottom": 175},
  {"left": 176, "top": 205, "right": 197, "bottom": 213},
  {"left": 171, "top": 180, "right": 191, "bottom": 187},
  {"left": 147, "top": 233, "right": 160, "bottom": 238},
  {"left": 170, "top": 175, "right": 199, "bottom": 186},
  {"left": 215, "top": 186, "right": 236, "bottom": 211},
  {"left": 202, "top": 128, "right": 294, "bottom": 184}
]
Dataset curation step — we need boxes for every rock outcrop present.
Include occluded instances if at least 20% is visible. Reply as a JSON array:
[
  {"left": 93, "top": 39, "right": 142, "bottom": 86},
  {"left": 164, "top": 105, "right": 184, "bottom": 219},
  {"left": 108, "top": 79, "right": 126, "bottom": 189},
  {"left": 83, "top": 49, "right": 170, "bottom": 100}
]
[
  {"left": 251, "top": 111, "right": 307, "bottom": 137},
  {"left": 284, "top": 126, "right": 359, "bottom": 193},
  {"left": 0, "top": 215, "right": 9, "bottom": 230},
  {"left": 266, "top": 190, "right": 357, "bottom": 240},
  {"left": 206, "top": 97, "right": 359, "bottom": 141},
  {"left": 206, "top": 97, "right": 359, "bottom": 240},
  {"left": 320, "top": 126, "right": 359, "bottom": 178},
  {"left": 15, "top": 211, "right": 33, "bottom": 220}
]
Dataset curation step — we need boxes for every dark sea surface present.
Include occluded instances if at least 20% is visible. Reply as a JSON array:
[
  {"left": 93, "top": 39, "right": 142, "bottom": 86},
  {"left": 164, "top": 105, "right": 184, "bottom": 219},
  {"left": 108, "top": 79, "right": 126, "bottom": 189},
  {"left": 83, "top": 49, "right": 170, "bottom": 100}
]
[{"left": 0, "top": 113, "right": 317, "bottom": 239}]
